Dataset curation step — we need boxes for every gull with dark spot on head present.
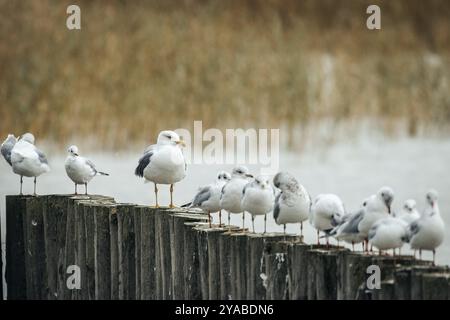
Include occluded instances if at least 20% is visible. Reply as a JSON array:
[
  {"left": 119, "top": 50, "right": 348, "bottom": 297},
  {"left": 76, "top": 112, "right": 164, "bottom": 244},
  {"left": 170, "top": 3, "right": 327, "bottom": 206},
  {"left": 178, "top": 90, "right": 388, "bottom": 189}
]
[
  {"left": 10, "top": 133, "right": 50, "bottom": 195},
  {"left": 219, "top": 166, "right": 253, "bottom": 230},
  {"left": 272, "top": 172, "right": 311, "bottom": 237},
  {"left": 406, "top": 189, "right": 445, "bottom": 264},
  {"left": 241, "top": 175, "right": 275, "bottom": 233},
  {"left": 135, "top": 130, "right": 187, "bottom": 208},
  {"left": 65, "top": 145, "right": 109, "bottom": 195},
  {"left": 184, "top": 171, "right": 231, "bottom": 227}
]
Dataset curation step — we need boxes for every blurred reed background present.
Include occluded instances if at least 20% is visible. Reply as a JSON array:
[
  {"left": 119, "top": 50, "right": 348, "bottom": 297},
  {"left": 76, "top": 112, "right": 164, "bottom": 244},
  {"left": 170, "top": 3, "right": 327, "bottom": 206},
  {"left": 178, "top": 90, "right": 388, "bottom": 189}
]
[{"left": 0, "top": 0, "right": 449, "bottom": 149}]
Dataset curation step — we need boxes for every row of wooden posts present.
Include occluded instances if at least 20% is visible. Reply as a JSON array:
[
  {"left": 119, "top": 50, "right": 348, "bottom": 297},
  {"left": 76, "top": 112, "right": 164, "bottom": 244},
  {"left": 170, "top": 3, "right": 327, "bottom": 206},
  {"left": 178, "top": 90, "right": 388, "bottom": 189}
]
[{"left": 2, "top": 194, "right": 450, "bottom": 300}]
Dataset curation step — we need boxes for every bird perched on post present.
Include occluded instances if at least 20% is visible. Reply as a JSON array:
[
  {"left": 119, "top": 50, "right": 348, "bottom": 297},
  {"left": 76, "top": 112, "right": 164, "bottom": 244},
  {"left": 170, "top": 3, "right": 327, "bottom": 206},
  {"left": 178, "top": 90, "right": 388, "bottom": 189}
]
[
  {"left": 184, "top": 171, "right": 231, "bottom": 227},
  {"left": 406, "top": 189, "right": 445, "bottom": 264},
  {"left": 310, "top": 193, "right": 345, "bottom": 245},
  {"left": 65, "top": 145, "right": 109, "bottom": 195},
  {"left": 1, "top": 134, "right": 17, "bottom": 166},
  {"left": 272, "top": 172, "right": 311, "bottom": 236},
  {"left": 220, "top": 166, "right": 253, "bottom": 230},
  {"left": 241, "top": 175, "right": 275, "bottom": 233},
  {"left": 135, "top": 130, "right": 187, "bottom": 208},
  {"left": 368, "top": 216, "right": 408, "bottom": 255},
  {"left": 395, "top": 199, "right": 421, "bottom": 224},
  {"left": 10, "top": 133, "right": 50, "bottom": 195}
]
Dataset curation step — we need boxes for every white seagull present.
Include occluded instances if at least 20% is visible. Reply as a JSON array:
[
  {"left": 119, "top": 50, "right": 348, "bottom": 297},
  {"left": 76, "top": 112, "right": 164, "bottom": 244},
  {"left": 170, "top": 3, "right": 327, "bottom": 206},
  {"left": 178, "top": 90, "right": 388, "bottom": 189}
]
[
  {"left": 368, "top": 217, "right": 408, "bottom": 254},
  {"left": 220, "top": 166, "right": 253, "bottom": 229},
  {"left": 407, "top": 190, "right": 445, "bottom": 264},
  {"left": 10, "top": 133, "right": 50, "bottom": 195},
  {"left": 310, "top": 193, "right": 345, "bottom": 245},
  {"left": 1, "top": 134, "right": 17, "bottom": 166},
  {"left": 186, "top": 171, "right": 231, "bottom": 227},
  {"left": 272, "top": 172, "right": 311, "bottom": 236},
  {"left": 241, "top": 175, "right": 275, "bottom": 233},
  {"left": 395, "top": 199, "right": 421, "bottom": 224},
  {"left": 135, "top": 130, "right": 187, "bottom": 207},
  {"left": 65, "top": 145, "right": 109, "bottom": 195}
]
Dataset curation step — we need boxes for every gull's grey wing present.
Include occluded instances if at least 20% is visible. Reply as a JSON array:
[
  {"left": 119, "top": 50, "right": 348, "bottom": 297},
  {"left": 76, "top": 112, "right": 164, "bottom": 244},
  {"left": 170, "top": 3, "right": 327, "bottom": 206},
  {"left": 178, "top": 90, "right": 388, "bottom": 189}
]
[
  {"left": 192, "top": 186, "right": 212, "bottom": 207},
  {"left": 273, "top": 192, "right": 281, "bottom": 221},
  {"left": 135, "top": 151, "right": 153, "bottom": 177},
  {"left": 86, "top": 159, "right": 98, "bottom": 174},
  {"left": 35, "top": 147, "right": 48, "bottom": 164},
  {"left": 1, "top": 142, "right": 14, "bottom": 166},
  {"left": 341, "top": 209, "right": 365, "bottom": 235},
  {"left": 408, "top": 220, "right": 421, "bottom": 240},
  {"left": 368, "top": 224, "right": 378, "bottom": 240}
]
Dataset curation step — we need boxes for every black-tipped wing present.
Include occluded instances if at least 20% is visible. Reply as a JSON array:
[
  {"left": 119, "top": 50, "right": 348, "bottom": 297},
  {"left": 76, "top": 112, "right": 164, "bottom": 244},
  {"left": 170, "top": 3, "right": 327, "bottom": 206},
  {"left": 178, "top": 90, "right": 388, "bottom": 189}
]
[
  {"left": 192, "top": 186, "right": 212, "bottom": 207},
  {"left": 1, "top": 142, "right": 13, "bottom": 166},
  {"left": 135, "top": 151, "right": 153, "bottom": 177}
]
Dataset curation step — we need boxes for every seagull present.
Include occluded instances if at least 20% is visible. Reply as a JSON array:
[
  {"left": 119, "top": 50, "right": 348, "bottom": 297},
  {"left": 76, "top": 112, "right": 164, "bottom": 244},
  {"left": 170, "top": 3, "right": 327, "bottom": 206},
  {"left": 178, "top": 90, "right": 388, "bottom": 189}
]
[
  {"left": 185, "top": 171, "right": 231, "bottom": 227},
  {"left": 406, "top": 190, "right": 445, "bottom": 264},
  {"left": 241, "top": 175, "right": 275, "bottom": 233},
  {"left": 395, "top": 199, "right": 421, "bottom": 224},
  {"left": 10, "top": 133, "right": 50, "bottom": 195},
  {"left": 368, "top": 217, "right": 408, "bottom": 255},
  {"left": 358, "top": 186, "right": 394, "bottom": 251},
  {"left": 1, "top": 134, "right": 17, "bottom": 166},
  {"left": 135, "top": 130, "right": 187, "bottom": 208},
  {"left": 310, "top": 194, "right": 345, "bottom": 245},
  {"left": 328, "top": 207, "right": 367, "bottom": 251},
  {"left": 65, "top": 145, "right": 109, "bottom": 195},
  {"left": 272, "top": 172, "right": 311, "bottom": 236},
  {"left": 220, "top": 166, "right": 253, "bottom": 230}
]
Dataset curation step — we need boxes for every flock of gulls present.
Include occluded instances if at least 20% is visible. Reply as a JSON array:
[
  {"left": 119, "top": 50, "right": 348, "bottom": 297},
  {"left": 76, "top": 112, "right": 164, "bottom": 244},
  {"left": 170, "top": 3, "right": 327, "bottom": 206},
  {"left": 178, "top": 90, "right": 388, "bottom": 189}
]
[{"left": 1, "top": 130, "right": 446, "bottom": 264}]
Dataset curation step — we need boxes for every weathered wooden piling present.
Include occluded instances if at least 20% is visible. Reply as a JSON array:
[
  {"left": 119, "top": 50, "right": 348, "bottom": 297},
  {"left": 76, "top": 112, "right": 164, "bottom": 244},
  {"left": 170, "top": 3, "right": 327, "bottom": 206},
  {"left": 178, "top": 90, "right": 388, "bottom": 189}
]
[
  {"left": 411, "top": 265, "right": 450, "bottom": 299},
  {"left": 183, "top": 221, "right": 203, "bottom": 299},
  {"left": 264, "top": 241, "right": 292, "bottom": 300},
  {"left": 155, "top": 208, "right": 173, "bottom": 300},
  {"left": 218, "top": 228, "right": 241, "bottom": 300},
  {"left": 117, "top": 203, "right": 137, "bottom": 300},
  {"left": 0, "top": 208, "right": 3, "bottom": 300},
  {"left": 230, "top": 232, "right": 248, "bottom": 300},
  {"left": 169, "top": 210, "right": 208, "bottom": 300},
  {"left": 109, "top": 204, "right": 119, "bottom": 300},
  {"left": 286, "top": 242, "right": 308, "bottom": 300},
  {"left": 138, "top": 206, "right": 157, "bottom": 300}
]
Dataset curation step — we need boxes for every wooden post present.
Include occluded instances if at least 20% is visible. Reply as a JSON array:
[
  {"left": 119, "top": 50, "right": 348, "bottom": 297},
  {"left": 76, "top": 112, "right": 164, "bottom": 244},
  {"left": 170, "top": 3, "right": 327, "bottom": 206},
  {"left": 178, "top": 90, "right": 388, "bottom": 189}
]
[
  {"left": 5, "top": 195, "right": 29, "bottom": 299},
  {"left": 94, "top": 204, "right": 115, "bottom": 300},
  {"left": 117, "top": 204, "right": 136, "bottom": 300},
  {"left": 207, "top": 227, "right": 228, "bottom": 300},
  {"left": 287, "top": 242, "right": 308, "bottom": 300},
  {"left": 195, "top": 224, "right": 210, "bottom": 300},
  {"left": 134, "top": 206, "right": 142, "bottom": 300},
  {"left": 218, "top": 228, "right": 240, "bottom": 300},
  {"left": 421, "top": 273, "right": 450, "bottom": 300},
  {"left": 183, "top": 221, "right": 203, "bottom": 299},
  {"left": 155, "top": 208, "right": 173, "bottom": 300},
  {"left": 411, "top": 265, "right": 450, "bottom": 299},
  {"left": 139, "top": 206, "right": 157, "bottom": 300},
  {"left": 109, "top": 205, "right": 119, "bottom": 300},
  {"left": 23, "top": 196, "right": 48, "bottom": 299},
  {"left": 230, "top": 232, "right": 248, "bottom": 300},
  {"left": 169, "top": 210, "right": 208, "bottom": 300},
  {"left": 265, "top": 241, "right": 291, "bottom": 300},
  {"left": 246, "top": 233, "right": 288, "bottom": 300},
  {"left": 0, "top": 207, "right": 2, "bottom": 300},
  {"left": 43, "top": 195, "right": 71, "bottom": 300},
  {"left": 84, "top": 203, "right": 96, "bottom": 300},
  {"left": 341, "top": 252, "right": 373, "bottom": 300}
]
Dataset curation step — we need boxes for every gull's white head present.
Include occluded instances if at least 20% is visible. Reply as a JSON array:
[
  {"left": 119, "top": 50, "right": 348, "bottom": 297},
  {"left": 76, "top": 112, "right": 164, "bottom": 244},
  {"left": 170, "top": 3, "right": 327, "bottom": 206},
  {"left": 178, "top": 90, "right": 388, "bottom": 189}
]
[
  {"left": 426, "top": 189, "right": 438, "bottom": 207},
  {"left": 216, "top": 171, "right": 231, "bottom": 183},
  {"left": 68, "top": 145, "right": 79, "bottom": 156},
  {"left": 377, "top": 186, "right": 394, "bottom": 213},
  {"left": 273, "top": 172, "right": 299, "bottom": 192},
  {"left": 253, "top": 175, "right": 270, "bottom": 190},
  {"left": 20, "top": 132, "right": 35, "bottom": 144},
  {"left": 231, "top": 166, "right": 253, "bottom": 179},
  {"left": 157, "top": 130, "right": 185, "bottom": 147},
  {"left": 403, "top": 199, "right": 417, "bottom": 213}
]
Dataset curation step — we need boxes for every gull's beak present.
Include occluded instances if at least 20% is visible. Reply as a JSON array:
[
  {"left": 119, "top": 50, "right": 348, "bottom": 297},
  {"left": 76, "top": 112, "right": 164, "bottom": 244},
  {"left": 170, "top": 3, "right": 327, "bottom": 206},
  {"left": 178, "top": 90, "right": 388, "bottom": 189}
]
[
  {"left": 245, "top": 173, "right": 254, "bottom": 178},
  {"left": 176, "top": 140, "right": 186, "bottom": 147},
  {"left": 74, "top": 153, "right": 79, "bottom": 156}
]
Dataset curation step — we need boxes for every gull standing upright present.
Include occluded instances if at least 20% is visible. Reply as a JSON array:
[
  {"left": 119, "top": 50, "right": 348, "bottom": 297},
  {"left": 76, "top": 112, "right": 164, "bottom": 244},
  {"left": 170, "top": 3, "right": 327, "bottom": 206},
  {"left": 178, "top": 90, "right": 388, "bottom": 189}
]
[
  {"left": 1, "top": 134, "right": 17, "bottom": 166},
  {"left": 220, "top": 166, "right": 253, "bottom": 230},
  {"left": 310, "top": 194, "right": 345, "bottom": 245},
  {"left": 135, "top": 130, "right": 186, "bottom": 207},
  {"left": 407, "top": 190, "right": 445, "bottom": 264},
  {"left": 395, "top": 199, "right": 421, "bottom": 224},
  {"left": 10, "top": 133, "right": 50, "bottom": 195},
  {"left": 241, "top": 176, "right": 275, "bottom": 233},
  {"left": 65, "top": 145, "right": 109, "bottom": 195},
  {"left": 186, "top": 171, "right": 231, "bottom": 227},
  {"left": 272, "top": 172, "right": 311, "bottom": 236}
]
